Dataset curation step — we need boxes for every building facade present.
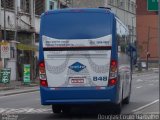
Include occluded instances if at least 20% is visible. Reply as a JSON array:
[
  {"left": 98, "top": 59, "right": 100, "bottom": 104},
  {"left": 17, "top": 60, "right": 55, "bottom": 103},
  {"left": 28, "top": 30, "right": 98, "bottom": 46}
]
[
  {"left": 136, "top": 0, "right": 158, "bottom": 62},
  {"left": 0, "top": 0, "right": 70, "bottom": 81},
  {"left": 71, "top": 0, "right": 136, "bottom": 44}
]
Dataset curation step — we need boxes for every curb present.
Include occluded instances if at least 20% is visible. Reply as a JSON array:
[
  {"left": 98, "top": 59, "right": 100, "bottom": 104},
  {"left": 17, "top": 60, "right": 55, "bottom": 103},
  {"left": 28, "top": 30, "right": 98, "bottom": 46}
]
[{"left": 0, "top": 88, "right": 39, "bottom": 97}]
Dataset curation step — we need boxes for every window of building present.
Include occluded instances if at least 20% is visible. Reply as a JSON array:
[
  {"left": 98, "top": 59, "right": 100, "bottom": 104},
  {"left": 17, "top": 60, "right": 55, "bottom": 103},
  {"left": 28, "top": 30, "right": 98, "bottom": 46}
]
[
  {"left": 127, "top": 0, "right": 130, "bottom": 11},
  {"left": 118, "top": 0, "right": 124, "bottom": 9},
  {"left": 35, "top": 0, "right": 45, "bottom": 15},
  {"left": 116, "top": 0, "right": 119, "bottom": 7},
  {"left": 35, "top": 34, "right": 39, "bottom": 43},
  {"left": 108, "top": 0, "right": 111, "bottom": 5},
  {"left": 108, "top": 0, "right": 113, "bottom": 5},
  {"left": 113, "top": 0, "right": 116, "bottom": 6},
  {"left": 131, "top": 1, "right": 134, "bottom": 13},
  {"left": 49, "top": 1, "right": 54, "bottom": 10},
  {"left": 1, "top": 0, "right": 14, "bottom": 10},
  {"left": 109, "top": 0, "right": 114, "bottom": 6},
  {"left": 20, "top": 0, "right": 27, "bottom": 11},
  {"left": 20, "top": 0, "right": 29, "bottom": 13},
  {"left": 134, "top": 3, "right": 136, "bottom": 13},
  {"left": 108, "top": 0, "right": 110, "bottom": 5}
]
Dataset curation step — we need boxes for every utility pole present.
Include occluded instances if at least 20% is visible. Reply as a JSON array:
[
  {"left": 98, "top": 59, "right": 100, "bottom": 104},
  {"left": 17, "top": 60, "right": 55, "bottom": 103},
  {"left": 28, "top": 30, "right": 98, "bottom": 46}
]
[
  {"left": 3, "top": 0, "right": 6, "bottom": 41},
  {"left": 14, "top": 0, "right": 18, "bottom": 42},
  {"left": 0, "top": 0, "right": 2, "bottom": 41},
  {"left": 158, "top": 0, "right": 160, "bottom": 82},
  {"left": 30, "top": 0, "right": 35, "bottom": 82},
  {"left": 14, "top": 0, "right": 18, "bottom": 81},
  {"left": 3, "top": 0, "right": 6, "bottom": 68},
  {"left": 146, "top": 26, "right": 150, "bottom": 70}
]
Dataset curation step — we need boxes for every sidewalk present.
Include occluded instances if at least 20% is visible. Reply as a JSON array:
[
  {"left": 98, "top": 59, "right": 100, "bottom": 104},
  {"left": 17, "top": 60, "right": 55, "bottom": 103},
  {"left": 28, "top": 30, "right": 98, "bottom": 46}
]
[
  {"left": 0, "top": 86, "right": 39, "bottom": 96},
  {"left": 0, "top": 80, "right": 39, "bottom": 96},
  {"left": 133, "top": 67, "right": 159, "bottom": 75}
]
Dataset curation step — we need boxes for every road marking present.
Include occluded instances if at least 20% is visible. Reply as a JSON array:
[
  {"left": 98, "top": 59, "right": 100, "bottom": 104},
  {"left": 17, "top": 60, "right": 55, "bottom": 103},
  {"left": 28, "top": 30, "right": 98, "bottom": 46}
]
[
  {"left": 0, "top": 108, "right": 52, "bottom": 114},
  {"left": 132, "top": 99, "right": 159, "bottom": 113},
  {"left": 148, "top": 84, "right": 154, "bottom": 86},
  {"left": 136, "top": 86, "right": 143, "bottom": 89},
  {"left": 0, "top": 91, "right": 39, "bottom": 99},
  {"left": 136, "top": 79, "right": 143, "bottom": 82}
]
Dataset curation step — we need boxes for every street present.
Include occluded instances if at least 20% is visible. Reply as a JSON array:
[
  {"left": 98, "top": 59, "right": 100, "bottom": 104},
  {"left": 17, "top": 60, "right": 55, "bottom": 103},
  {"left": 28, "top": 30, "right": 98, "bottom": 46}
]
[{"left": 0, "top": 71, "right": 159, "bottom": 120}]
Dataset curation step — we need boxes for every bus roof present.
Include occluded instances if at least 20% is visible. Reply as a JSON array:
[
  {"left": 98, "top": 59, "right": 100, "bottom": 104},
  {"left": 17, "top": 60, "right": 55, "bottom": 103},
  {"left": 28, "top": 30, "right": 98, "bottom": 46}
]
[{"left": 41, "top": 8, "right": 114, "bottom": 18}]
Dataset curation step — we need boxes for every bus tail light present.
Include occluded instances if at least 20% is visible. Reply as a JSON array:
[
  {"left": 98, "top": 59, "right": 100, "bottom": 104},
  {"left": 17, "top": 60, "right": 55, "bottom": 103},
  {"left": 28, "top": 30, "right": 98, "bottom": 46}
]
[
  {"left": 108, "top": 78, "right": 117, "bottom": 86},
  {"left": 39, "top": 61, "right": 48, "bottom": 87},
  {"left": 110, "top": 60, "right": 117, "bottom": 72},
  {"left": 40, "top": 80, "right": 48, "bottom": 87},
  {"left": 108, "top": 60, "right": 117, "bottom": 86}
]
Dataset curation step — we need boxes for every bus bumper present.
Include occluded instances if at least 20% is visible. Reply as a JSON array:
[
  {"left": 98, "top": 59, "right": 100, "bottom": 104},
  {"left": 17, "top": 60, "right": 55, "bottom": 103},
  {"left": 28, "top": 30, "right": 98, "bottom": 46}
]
[{"left": 40, "top": 86, "right": 119, "bottom": 105}]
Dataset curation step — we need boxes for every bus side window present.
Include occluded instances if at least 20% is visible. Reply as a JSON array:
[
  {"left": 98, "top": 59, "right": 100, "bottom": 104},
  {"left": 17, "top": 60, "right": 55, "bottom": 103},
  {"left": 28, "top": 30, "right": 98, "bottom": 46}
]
[{"left": 117, "top": 19, "right": 130, "bottom": 56}]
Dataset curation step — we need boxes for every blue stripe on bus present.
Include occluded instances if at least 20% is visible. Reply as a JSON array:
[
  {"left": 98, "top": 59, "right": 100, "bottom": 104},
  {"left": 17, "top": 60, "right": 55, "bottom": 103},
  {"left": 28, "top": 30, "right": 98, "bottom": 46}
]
[
  {"left": 111, "top": 15, "right": 118, "bottom": 60},
  {"left": 40, "top": 86, "right": 119, "bottom": 105}
]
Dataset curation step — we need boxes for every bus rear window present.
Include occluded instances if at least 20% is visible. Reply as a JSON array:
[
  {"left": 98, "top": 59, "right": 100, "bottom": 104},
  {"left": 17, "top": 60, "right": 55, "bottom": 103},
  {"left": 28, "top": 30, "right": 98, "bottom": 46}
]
[{"left": 42, "top": 12, "right": 112, "bottom": 39}]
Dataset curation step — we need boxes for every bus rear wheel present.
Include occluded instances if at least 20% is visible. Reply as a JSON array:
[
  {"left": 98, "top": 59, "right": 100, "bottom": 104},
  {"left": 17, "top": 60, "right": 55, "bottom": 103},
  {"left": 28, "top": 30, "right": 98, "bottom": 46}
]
[
  {"left": 113, "top": 103, "right": 122, "bottom": 114},
  {"left": 62, "top": 106, "right": 71, "bottom": 114},
  {"left": 123, "top": 95, "right": 130, "bottom": 104},
  {"left": 52, "top": 105, "right": 62, "bottom": 114}
]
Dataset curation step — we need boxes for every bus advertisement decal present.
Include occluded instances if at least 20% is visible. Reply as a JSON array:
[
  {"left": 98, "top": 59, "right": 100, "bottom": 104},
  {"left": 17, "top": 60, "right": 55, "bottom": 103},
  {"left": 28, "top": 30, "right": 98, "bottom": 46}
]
[{"left": 42, "top": 35, "right": 112, "bottom": 48}]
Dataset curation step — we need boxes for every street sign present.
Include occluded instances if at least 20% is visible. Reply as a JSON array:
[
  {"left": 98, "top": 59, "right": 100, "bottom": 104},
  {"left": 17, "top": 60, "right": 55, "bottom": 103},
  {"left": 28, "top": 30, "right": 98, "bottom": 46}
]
[
  {"left": 23, "top": 64, "right": 31, "bottom": 84},
  {"left": 1, "top": 43, "right": 10, "bottom": 58},
  {"left": 0, "top": 68, "right": 11, "bottom": 84},
  {"left": 147, "top": 0, "right": 158, "bottom": 11}
]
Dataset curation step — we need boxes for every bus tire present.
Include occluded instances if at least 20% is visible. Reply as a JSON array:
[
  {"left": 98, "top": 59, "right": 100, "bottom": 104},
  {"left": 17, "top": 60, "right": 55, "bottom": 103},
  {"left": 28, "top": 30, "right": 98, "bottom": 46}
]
[
  {"left": 114, "top": 103, "right": 122, "bottom": 114},
  {"left": 52, "top": 105, "right": 62, "bottom": 114},
  {"left": 123, "top": 95, "right": 130, "bottom": 104},
  {"left": 62, "top": 106, "right": 71, "bottom": 114}
]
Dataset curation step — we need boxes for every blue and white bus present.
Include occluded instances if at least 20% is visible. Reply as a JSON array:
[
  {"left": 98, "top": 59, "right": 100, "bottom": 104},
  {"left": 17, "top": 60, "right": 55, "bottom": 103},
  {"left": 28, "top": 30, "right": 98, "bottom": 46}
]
[{"left": 39, "top": 8, "right": 133, "bottom": 114}]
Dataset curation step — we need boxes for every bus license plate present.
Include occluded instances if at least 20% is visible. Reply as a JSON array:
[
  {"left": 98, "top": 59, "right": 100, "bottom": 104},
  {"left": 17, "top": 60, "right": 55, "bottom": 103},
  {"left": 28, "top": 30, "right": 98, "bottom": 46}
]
[{"left": 69, "top": 77, "right": 86, "bottom": 84}]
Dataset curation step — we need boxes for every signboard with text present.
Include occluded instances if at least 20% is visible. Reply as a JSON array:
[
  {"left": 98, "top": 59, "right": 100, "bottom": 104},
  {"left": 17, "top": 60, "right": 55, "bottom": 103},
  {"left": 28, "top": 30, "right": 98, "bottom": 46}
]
[
  {"left": 23, "top": 64, "right": 31, "bottom": 84},
  {"left": 147, "top": 0, "right": 158, "bottom": 11},
  {"left": 0, "top": 68, "right": 11, "bottom": 84},
  {"left": 1, "top": 43, "right": 11, "bottom": 58}
]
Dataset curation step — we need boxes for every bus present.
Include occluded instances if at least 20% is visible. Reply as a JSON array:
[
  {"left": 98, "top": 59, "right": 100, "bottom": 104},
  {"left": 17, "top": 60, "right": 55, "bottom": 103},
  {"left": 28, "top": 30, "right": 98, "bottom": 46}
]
[{"left": 39, "top": 8, "right": 133, "bottom": 114}]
